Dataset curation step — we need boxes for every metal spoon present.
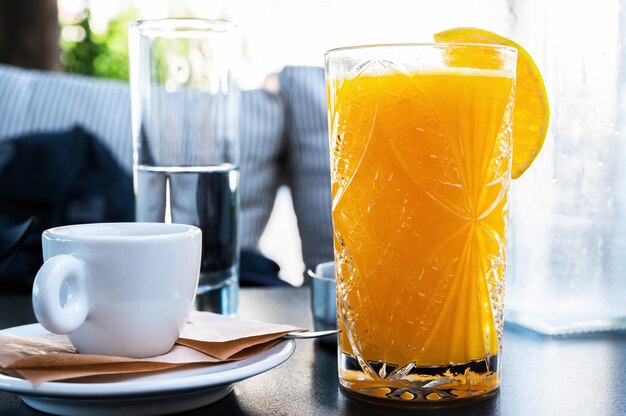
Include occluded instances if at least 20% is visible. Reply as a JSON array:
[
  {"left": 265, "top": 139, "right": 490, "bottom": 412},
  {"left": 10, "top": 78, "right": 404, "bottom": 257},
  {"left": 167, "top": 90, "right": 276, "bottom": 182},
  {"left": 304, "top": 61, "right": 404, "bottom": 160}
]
[{"left": 283, "top": 329, "right": 339, "bottom": 339}]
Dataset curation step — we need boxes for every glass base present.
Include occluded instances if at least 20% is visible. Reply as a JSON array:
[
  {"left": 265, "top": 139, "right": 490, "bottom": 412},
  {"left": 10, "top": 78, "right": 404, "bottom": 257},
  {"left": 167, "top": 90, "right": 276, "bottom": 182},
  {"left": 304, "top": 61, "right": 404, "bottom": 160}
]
[
  {"left": 194, "top": 271, "right": 238, "bottom": 316},
  {"left": 506, "top": 308, "right": 626, "bottom": 335},
  {"left": 338, "top": 352, "right": 500, "bottom": 404}
]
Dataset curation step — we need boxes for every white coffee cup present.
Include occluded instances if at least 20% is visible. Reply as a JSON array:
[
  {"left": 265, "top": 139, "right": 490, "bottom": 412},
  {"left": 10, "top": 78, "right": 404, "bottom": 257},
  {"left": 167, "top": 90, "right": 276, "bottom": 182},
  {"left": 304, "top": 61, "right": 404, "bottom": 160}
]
[{"left": 32, "top": 222, "right": 202, "bottom": 358}]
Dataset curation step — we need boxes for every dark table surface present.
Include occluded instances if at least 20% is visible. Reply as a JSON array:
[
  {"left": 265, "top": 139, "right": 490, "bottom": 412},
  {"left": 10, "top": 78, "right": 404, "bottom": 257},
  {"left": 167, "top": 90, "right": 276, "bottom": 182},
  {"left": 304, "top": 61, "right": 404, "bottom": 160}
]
[{"left": 1, "top": 287, "right": 625, "bottom": 416}]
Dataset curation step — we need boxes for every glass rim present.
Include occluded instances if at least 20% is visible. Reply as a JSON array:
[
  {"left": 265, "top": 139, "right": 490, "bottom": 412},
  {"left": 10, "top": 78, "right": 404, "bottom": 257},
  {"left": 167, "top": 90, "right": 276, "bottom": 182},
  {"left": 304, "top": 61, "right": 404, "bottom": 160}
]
[
  {"left": 325, "top": 42, "right": 517, "bottom": 58},
  {"left": 129, "top": 18, "right": 238, "bottom": 35}
]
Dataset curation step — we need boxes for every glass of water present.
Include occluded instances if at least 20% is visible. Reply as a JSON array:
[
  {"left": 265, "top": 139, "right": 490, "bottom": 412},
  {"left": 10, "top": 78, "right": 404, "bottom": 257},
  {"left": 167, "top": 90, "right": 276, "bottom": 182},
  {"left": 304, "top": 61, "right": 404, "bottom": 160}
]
[
  {"left": 503, "top": 0, "right": 626, "bottom": 334},
  {"left": 129, "top": 19, "right": 240, "bottom": 316}
]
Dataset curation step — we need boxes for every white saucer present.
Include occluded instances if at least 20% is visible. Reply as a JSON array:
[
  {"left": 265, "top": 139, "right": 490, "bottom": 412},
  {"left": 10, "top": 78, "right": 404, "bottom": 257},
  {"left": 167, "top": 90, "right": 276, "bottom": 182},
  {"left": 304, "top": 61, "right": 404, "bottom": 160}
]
[{"left": 0, "top": 324, "right": 296, "bottom": 415}]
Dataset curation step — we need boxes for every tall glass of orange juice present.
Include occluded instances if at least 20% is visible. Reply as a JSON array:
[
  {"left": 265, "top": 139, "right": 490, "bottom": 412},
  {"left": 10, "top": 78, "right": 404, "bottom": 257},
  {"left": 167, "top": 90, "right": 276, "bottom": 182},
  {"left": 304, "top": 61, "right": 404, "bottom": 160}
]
[{"left": 325, "top": 44, "right": 517, "bottom": 404}]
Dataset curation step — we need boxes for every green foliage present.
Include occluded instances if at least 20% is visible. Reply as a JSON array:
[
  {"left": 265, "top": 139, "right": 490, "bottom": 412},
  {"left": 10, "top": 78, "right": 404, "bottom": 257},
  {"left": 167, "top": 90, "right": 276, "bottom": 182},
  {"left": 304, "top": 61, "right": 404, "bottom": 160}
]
[{"left": 60, "top": 9, "right": 137, "bottom": 81}]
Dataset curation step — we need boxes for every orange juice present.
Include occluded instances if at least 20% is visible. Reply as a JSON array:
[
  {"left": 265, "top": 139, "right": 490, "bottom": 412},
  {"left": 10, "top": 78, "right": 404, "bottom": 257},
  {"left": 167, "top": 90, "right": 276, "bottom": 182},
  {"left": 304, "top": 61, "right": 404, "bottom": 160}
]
[{"left": 328, "top": 63, "right": 514, "bottom": 401}]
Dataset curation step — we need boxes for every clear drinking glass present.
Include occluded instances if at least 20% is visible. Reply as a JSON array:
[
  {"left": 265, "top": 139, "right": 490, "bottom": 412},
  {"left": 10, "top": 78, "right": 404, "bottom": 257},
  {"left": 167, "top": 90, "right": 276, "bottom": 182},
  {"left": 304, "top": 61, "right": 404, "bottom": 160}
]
[
  {"left": 129, "top": 19, "right": 241, "bottom": 316},
  {"left": 325, "top": 43, "right": 517, "bottom": 404},
  {"left": 504, "top": 0, "right": 626, "bottom": 334}
]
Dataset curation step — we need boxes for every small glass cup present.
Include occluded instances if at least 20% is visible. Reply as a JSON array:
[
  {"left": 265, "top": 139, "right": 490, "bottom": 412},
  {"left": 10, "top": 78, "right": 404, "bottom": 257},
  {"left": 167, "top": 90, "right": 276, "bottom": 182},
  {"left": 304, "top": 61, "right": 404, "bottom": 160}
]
[
  {"left": 308, "top": 261, "right": 336, "bottom": 344},
  {"left": 325, "top": 43, "right": 517, "bottom": 404}
]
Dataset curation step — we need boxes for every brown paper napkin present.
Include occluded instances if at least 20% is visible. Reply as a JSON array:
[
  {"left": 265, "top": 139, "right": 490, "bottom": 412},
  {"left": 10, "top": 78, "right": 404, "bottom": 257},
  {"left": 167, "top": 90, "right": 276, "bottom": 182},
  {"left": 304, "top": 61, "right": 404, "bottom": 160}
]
[{"left": 0, "top": 311, "right": 304, "bottom": 384}]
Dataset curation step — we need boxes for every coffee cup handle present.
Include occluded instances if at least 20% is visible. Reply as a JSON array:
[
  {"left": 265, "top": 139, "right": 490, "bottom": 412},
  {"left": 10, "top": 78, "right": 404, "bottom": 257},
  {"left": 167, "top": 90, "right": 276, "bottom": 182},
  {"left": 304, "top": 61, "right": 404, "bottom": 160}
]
[{"left": 32, "top": 254, "right": 89, "bottom": 335}]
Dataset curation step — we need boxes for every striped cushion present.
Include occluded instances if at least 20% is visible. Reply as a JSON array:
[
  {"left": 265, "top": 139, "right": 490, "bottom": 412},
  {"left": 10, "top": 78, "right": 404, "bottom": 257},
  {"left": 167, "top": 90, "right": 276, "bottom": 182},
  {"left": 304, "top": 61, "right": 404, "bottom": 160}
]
[
  {"left": 0, "top": 64, "right": 284, "bottom": 250},
  {"left": 0, "top": 65, "right": 132, "bottom": 172},
  {"left": 279, "top": 66, "right": 333, "bottom": 271}
]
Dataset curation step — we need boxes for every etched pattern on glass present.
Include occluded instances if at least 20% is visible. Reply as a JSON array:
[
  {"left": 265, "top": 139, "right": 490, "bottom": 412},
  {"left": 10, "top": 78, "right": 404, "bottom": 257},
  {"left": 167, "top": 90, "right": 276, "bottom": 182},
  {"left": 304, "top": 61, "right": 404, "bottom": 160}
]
[{"left": 329, "top": 60, "right": 514, "bottom": 400}]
